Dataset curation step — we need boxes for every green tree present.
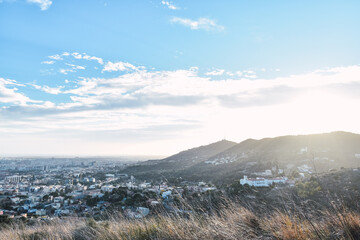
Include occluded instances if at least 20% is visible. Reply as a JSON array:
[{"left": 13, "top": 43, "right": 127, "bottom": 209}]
[{"left": 295, "top": 179, "right": 322, "bottom": 198}]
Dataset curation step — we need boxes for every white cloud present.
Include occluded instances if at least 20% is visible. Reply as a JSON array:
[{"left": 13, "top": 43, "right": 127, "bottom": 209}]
[
  {"left": 83, "top": 55, "right": 104, "bottom": 65},
  {"left": 66, "top": 63, "right": 85, "bottom": 70},
  {"left": 46, "top": 52, "right": 104, "bottom": 65},
  {"left": 241, "top": 70, "right": 257, "bottom": 79},
  {"left": 161, "top": 1, "right": 178, "bottom": 10},
  {"left": 0, "top": 78, "right": 37, "bottom": 105},
  {"left": 3, "top": 63, "right": 360, "bottom": 155},
  {"left": 59, "top": 69, "right": 75, "bottom": 75},
  {"left": 71, "top": 52, "right": 104, "bottom": 65},
  {"left": 59, "top": 63, "right": 85, "bottom": 74},
  {"left": 26, "top": 0, "right": 52, "bottom": 11},
  {"left": 226, "top": 72, "right": 234, "bottom": 76},
  {"left": 205, "top": 69, "right": 225, "bottom": 76},
  {"left": 171, "top": 17, "right": 224, "bottom": 31},
  {"left": 41, "top": 60, "right": 55, "bottom": 65},
  {"left": 56, "top": 65, "right": 360, "bottom": 111},
  {"left": 72, "top": 52, "right": 82, "bottom": 59},
  {"left": 32, "top": 84, "right": 64, "bottom": 95},
  {"left": 12, "top": 64, "right": 360, "bottom": 112},
  {"left": 102, "top": 61, "right": 138, "bottom": 72},
  {"left": 48, "top": 54, "right": 63, "bottom": 60}
]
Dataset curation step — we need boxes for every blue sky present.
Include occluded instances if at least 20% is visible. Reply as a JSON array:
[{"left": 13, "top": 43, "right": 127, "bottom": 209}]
[{"left": 1, "top": 0, "right": 360, "bottom": 156}]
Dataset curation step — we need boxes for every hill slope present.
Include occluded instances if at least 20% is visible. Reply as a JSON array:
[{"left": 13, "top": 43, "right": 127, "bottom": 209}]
[
  {"left": 123, "top": 139, "right": 237, "bottom": 178},
  {"left": 123, "top": 132, "right": 360, "bottom": 183},
  {"left": 207, "top": 131, "right": 360, "bottom": 166}
]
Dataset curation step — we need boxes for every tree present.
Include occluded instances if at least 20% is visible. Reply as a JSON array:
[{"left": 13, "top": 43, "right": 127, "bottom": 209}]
[
  {"left": 42, "top": 195, "right": 50, "bottom": 201},
  {"left": 295, "top": 179, "right": 322, "bottom": 198},
  {"left": 0, "top": 198, "right": 13, "bottom": 210},
  {"left": 50, "top": 191, "right": 59, "bottom": 197},
  {"left": 85, "top": 196, "right": 98, "bottom": 207},
  {"left": 227, "top": 180, "right": 253, "bottom": 196},
  {"left": 290, "top": 170, "right": 301, "bottom": 179}
]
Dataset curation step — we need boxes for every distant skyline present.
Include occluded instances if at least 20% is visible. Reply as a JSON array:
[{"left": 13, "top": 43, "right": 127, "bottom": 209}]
[{"left": 1, "top": 0, "right": 360, "bottom": 156}]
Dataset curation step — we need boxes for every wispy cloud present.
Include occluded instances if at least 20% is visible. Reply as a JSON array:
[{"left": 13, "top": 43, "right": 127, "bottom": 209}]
[
  {"left": 102, "top": 61, "right": 139, "bottom": 72},
  {"left": 161, "top": 1, "right": 178, "bottom": 10},
  {"left": 65, "top": 63, "right": 85, "bottom": 70},
  {"left": 59, "top": 69, "right": 75, "bottom": 75},
  {"left": 71, "top": 52, "right": 104, "bottom": 65},
  {"left": 47, "top": 52, "right": 104, "bottom": 65},
  {"left": 32, "top": 84, "right": 64, "bottom": 94},
  {"left": 58, "top": 63, "right": 85, "bottom": 75},
  {"left": 205, "top": 69, "right": 225, "bottom": 76},
  {"left": 26, "top": 0, "right": 52, "bottom": 11},
  {"left": 0, "top": 78, "right": 39, "bottom": 105},
  {"left": 41, "top": 60, "right": 55, "bottom": 65},
  {"left": 171, "top": 17, "right": 224, "bottom": 31},
  {"left": 48, "top": 54, "right": 63, "bottom": 60}
]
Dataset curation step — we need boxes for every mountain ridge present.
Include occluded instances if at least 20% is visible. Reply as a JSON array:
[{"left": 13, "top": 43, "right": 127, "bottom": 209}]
[{"left": 122, "top": 131, "right": 360, "bottom": 183}]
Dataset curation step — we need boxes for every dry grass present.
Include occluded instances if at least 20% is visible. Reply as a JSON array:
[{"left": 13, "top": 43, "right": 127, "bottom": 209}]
[{"left": 1, "top": 203, "right": 360, "bottom": 240}]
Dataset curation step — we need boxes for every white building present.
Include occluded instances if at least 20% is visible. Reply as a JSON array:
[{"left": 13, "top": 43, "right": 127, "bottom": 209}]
[
  {"left": 139, "top": 182, "right": 151, "bottom": 189},
  {"left": 30, "top": 196, "right": 41, "bottom": 203},
  {"left": 54, "top": 196, "right": 64, "bottom": 203},
  {"left": 264, "top": 170, "right": 272, "bottom": 176},
  {"left": 299, "top": 147, "right": 308, "bottom": 154},
  {"left": 240, "top": 176, "right": 287, "bottom": 187},
  {"left": 162, "top": 190, "right": 172, "bottom": 198},
  {"left": 201, "top": 187, "right": 217, "bottom": 192},
  {"left": 36, "top": 209, "right": 47, "bottom": 216},
  {"left": 101, "top": 185, "right": 115, "bottom": 192},
  {"left": 126, "top": 182, "right": 136, "bottom": 189},
  {"left": 5, "top": 175, "right": 22, "bottom": 183},
  {"left": 29, "top": 186, "right": 40, "bottom": 193}
]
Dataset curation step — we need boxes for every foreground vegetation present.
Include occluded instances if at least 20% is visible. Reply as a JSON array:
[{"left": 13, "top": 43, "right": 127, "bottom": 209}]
[{"left": 1, "top": 198, "right": 360, "bottom": 240}]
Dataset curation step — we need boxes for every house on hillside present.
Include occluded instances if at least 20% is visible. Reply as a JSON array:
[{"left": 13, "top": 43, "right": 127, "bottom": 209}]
[{"left": 240, "top": 176, "right": 287, "bottom": 187}]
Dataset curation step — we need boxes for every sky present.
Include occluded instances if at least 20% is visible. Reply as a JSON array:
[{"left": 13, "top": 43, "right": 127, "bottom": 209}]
[{"left": 1, "top": 0, "right": 360, "bottom": 156}]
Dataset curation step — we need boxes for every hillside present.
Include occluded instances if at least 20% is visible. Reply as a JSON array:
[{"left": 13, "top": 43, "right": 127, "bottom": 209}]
[
  {"left": 122, "top": 140, "right": 237, "bottom": 178},
  {"left": 210, "top": 131, "right": 360, "bottom": 160},
  {"left": 123, "top": 132, "right": 360, "bottom": 183},
  {"left": 204, "top": 131, "right": 360, "bottom": 166}
]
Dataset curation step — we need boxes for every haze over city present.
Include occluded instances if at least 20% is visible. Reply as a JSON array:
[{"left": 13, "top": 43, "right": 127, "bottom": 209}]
[{"left": 1, "top": 0, "right": 360, "bottom": 156}]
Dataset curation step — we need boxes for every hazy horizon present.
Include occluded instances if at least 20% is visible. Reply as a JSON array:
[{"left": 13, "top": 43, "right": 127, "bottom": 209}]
[
  {"left": 0, "top": 154, "right": 166, "bottom": 159},
  {"left": 2, "top": 0, "right": 360, "bottom": 156},
  {"left": 1, "top": 130, "right": 359, "bottom": 157}
]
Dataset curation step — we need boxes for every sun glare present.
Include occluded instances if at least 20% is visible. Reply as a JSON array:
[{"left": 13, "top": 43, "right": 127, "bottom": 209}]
[{"left": 284, "top": 89, "right": 354, "bottom": 134}]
